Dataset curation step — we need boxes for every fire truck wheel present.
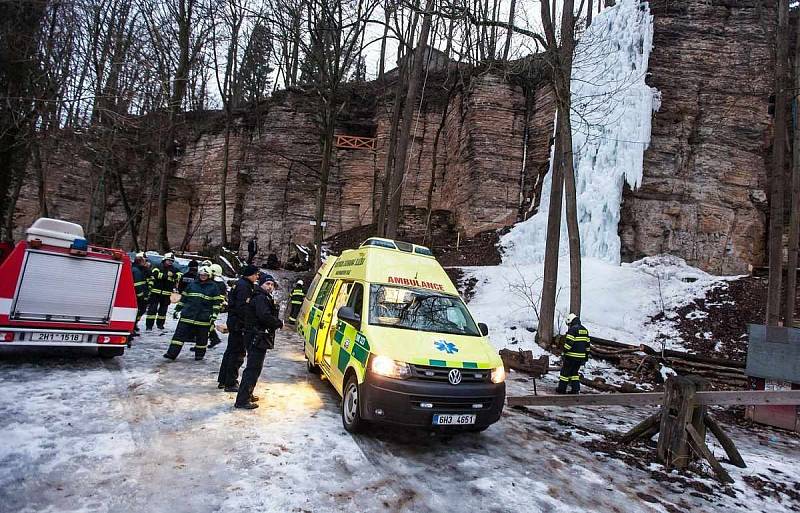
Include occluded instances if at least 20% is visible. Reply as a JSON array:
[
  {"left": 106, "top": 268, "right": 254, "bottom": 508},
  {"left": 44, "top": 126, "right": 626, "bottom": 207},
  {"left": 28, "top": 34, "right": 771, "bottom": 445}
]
[{"left": 99, "top": 347, "right": 124, "bottom": 359}]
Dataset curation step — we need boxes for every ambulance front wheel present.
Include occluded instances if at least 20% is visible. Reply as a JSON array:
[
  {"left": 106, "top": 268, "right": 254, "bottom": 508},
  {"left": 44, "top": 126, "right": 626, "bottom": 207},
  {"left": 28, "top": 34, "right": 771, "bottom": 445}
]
[
  {"left": 342, "top": 374, "right": 366, "bottom": 433},
  {"left": 99, "top": 347, "right": 124, "bottom": 359}
]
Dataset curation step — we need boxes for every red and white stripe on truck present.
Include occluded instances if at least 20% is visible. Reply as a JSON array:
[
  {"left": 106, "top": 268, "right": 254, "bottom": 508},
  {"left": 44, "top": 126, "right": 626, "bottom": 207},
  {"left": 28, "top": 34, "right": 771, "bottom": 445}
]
[{"left": 0, "top": 224, "right": 137, "bottom": 352}]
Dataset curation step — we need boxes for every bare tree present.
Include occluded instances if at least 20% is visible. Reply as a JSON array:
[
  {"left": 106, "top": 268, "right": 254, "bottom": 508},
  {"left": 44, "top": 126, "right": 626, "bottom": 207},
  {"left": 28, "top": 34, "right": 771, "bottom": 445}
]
[{"left": 768, "top": 0, "right": 788, "bottom": 325}]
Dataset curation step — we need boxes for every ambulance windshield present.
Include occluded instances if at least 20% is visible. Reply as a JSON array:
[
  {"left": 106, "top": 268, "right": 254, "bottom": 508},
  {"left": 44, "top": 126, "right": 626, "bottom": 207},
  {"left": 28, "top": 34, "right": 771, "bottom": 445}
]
[{"left": 368, "top": 284, "right": 481, "bottom": 336}]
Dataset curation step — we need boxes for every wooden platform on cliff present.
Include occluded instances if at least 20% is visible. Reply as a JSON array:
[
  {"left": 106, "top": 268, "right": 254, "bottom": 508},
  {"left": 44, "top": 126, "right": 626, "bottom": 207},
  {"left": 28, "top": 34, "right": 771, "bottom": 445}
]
[{"left": 335, "top": 135, "right": 376, "bottom": 150}]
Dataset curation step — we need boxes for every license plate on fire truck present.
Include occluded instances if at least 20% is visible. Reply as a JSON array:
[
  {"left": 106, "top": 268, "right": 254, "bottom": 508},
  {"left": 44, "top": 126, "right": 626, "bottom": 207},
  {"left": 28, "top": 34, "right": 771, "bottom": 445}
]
[
  {"left": 432, "top": 414, "right": 476, "bottom": 425},
  {"left": 32, "top": 332, "right": 85, "bottom": 343}
]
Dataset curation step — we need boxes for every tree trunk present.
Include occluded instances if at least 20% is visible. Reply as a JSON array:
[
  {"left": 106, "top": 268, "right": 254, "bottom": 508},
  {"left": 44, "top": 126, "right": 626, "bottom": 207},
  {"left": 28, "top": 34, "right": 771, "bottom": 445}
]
[
  {"left": 785, "top": 13, "right": 800, "bottom": 326},
  {"left": 314, "top": 111, "right": 336, "bottom": 270},
  {"left": 386, "top": 0, "right": 435, "bottom": 238},
  {"left": 378, "top": 8, "right": 389, "bottom": 81},
  {"left": 561, "top": 104, "right": 581, "bottom": 316},
  {"left": 220, "top": 118, "right": 231, "bottom": 247},
  {"left": 503, "top": 0, "right": 517, "bottom": 61},
  {"left": 377, "top": 83, "right": 404, "bottom": 237},
  {"left": 539, "top": 114, "right": 565, "bottom": 348},
  {"left": 767, "top": 0, "right": 789, "bottom": 325},
  {"left": 587, "top": 0, "right": 593, "bottom": 28}
]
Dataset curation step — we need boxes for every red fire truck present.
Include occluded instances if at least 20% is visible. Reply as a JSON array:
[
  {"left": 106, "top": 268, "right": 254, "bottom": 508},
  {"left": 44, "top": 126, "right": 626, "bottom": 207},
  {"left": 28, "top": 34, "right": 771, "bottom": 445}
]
[{"left": 0, "top": 218, "right": 137, "bottom": 358}]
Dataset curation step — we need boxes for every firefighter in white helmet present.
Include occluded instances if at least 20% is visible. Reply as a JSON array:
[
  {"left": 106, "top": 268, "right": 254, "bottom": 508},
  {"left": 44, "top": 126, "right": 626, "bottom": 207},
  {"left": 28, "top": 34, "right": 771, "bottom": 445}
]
[
  {"left": 287, "top": 279, "right": 305, "bottom": 324},
  {"left": 164, "top": 266, "right": 222, "bottom": 361},
  {"left": 557, "top": 313, "right": 591, "bottom": 394},
  {"left": 145, "top": 252, "right": 182, "bottom": 331}
]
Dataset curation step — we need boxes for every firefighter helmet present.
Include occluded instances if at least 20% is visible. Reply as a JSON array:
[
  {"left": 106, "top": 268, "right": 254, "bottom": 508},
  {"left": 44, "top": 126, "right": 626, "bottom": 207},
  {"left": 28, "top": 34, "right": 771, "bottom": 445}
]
[
  {"left": 296, "top": 279, "right": 304, "bottom": 286},
  {"left": 163, "top": 252, "right": 175, "bottom": 262},
  {"left": 198, "top": 266, "right": 212, "bottom": 277},
  {"left": 201, "top": 259, "right": 212, "bottom": 267},
  {"left": 565, "top": 313, "right": 578, "bottom": 325},
  {"left": 135, "top": 252, "right": 145, "bottom": 260},
  {"left": 210, "top": 264, "right": 223, "bottom": 277}
]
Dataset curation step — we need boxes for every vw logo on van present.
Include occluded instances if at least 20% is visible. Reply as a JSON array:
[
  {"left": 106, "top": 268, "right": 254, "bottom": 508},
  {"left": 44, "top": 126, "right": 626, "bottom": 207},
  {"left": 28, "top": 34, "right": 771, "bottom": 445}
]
[{"left": 448, "top": 368, "right": 462, "bottom": 385}]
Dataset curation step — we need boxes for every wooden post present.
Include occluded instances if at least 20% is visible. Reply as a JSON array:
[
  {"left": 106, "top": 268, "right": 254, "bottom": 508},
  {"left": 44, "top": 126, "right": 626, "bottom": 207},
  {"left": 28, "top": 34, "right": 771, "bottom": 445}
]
[
  {"left": 704, "top": 414, "right": 747, "bottom": 469},
  {"left": 657, "top": 376, "right": 696, "bottom": 469},
  {"left": 688, "top": 376, "right": 710, "bottom": 460},
  {"left": 619, "top": 412, "right": 661, "bottom": 443}
]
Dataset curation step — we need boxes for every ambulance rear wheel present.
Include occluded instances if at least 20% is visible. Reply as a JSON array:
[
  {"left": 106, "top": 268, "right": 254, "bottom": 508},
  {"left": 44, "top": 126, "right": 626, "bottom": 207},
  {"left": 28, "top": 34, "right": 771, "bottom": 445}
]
[
  {"left": 342, "top": 374, "right": 365, "bottom": 433},
  {"left": 99, "top": 347, "right": 124, "bottom": 359}
]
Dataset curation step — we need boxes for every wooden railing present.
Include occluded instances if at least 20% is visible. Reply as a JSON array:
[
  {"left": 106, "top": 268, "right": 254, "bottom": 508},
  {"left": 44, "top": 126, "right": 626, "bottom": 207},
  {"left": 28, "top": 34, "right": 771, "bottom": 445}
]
[{"left": 335, "top": 134, "right": 376, "bottom": 150}]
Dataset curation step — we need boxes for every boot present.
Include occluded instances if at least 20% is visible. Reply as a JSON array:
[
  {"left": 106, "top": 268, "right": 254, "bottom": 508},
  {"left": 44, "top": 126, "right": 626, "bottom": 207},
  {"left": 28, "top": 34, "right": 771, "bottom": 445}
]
[
  {"left": 235, "top": 402, "right": 259, "bottom": 410},
  {"left": 163, "top": 343, "right": 181, "bottom": 360},
  {"left": 224, "top": 385, "right": 239, "bottom": 393},
  {"left": 250, "top": 395, "right": 259, "bottom": 403}
]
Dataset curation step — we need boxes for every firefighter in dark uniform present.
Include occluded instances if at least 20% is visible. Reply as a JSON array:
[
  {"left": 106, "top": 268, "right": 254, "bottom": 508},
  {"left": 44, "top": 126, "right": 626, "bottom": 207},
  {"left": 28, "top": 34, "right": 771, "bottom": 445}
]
[
  {"left": 235, "top": 274, "right": 283, "bottom": 409},
  {"left": 287, "top": 279, "right": 304, "bottom": 324},
  {"left": 208, "top": 263, "right": 227, "bottom": 348},
  {"left": 217, "top": 264, "right": 259, "bottom": 391},
  {"left": 163, "top": 266, "right": 221, "bottom": 361},
  {"left": 131, "top": 252, "right": 150, "bottom": 335},
  {"left": 145, "top": 252, "right": 182, "bottom": 330},
  {"left": 557, "top": 313, "right": 590, "bottom": 394},
  {"left": 178, "top": 259, "right": 199, "bottom": 293}
]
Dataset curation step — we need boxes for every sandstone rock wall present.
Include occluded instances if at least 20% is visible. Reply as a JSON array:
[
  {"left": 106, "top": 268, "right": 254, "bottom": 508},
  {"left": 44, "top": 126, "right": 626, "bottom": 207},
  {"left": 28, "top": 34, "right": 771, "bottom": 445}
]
[{"left": 619, "top": 0, "right": 774, "bottom": 274}]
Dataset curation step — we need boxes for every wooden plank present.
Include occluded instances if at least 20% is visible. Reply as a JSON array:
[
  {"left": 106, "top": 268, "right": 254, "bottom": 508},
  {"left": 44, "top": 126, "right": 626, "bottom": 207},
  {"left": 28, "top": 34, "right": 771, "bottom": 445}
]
[
  {"left": 687, "top": 424, "right": 734, "bottom": 483},
  {"left": 695, "top": 390, "right": 800, "bottom": 406},
  {"left": 507, "top": 393, "right": 663, "bottom": 407},
  {"left": 507, "top": 390, "right": 800, "bottom": 407},
  {"left": 704, "top": 414, "right": 747, "bottom": 468},
  {"left": 619, "top": 411, "right": 662, "bottom": 443}
]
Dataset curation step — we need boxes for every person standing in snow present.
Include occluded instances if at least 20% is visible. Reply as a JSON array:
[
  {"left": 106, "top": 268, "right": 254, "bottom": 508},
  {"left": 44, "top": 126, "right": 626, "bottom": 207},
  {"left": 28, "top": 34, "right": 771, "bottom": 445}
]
[
  {"left": 218, "top": 264, "right": 259, "bottom": 391},
  {"left": 247, "top": 236, "right": 258, "bottom": 265},
  {"left": 556, "top": 314, "right": 591, "bottom": 394},
  {"left": 287, "top": 280, "right": 305, "bottom": 324},
  {"left": 179, "top": 259, "right": 199, "bottom": 293},
  {"left": 235, "top": 274, "right": 283, "bottom": 409},
  {"left": 145, "top": 253, "right": 182, "bottom": 331},
  {"left": 131, "top": 253, "right": 150, "bottom": 335},
  {"left": 208, "top": 263, "right": 227, "bottom": 348},
  {"left": 163, "top": 266, "right": 222, "bottom": 361}
]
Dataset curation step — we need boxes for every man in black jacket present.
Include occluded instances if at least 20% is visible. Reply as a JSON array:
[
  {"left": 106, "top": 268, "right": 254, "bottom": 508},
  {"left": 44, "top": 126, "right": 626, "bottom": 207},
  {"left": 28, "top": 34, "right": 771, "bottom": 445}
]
[
  {"left": 235, "top": 274, "right": 283, "bottom": 409},
  {"left": 557, "top": 313, "right": 591, "bottom": 394},
  {"left": 217, "top": 265, "right": 259, "bottom": 391}
]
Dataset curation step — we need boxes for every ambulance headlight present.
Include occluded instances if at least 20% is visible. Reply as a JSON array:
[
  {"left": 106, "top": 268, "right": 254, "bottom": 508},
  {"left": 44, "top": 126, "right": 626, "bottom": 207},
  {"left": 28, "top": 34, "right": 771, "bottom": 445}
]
[
  {"left": 491, "top": 366, "right": 506, "bottom": 384},
  {"left": 370, "top": 355, "right": 411, "bottom": 379}
]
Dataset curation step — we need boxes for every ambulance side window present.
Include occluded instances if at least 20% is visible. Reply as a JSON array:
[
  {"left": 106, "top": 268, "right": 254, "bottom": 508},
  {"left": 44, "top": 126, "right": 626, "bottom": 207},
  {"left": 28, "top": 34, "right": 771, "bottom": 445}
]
[
  {"left": 346, "top": 283, "right": 364, "bottom": 318},
  {"left": 305, "top": 274, "right": 322, "bottom": 301},
  {"left": 313, "top": 279, "right": 335, "bottom": 308}
]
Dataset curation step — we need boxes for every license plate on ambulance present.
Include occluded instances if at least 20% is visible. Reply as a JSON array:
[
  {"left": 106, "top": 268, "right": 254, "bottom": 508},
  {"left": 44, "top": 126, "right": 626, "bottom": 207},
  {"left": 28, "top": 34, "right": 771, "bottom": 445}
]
[
  {"left": 432, "top": 414, "right": 476, "bottom": 425},
  {"left": 32, "top": 332, "right": 85, "bottom": 343}
]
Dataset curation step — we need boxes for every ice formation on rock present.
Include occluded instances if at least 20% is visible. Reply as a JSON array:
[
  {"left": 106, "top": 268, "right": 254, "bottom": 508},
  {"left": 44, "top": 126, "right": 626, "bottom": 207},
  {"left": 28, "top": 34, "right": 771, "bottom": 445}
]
[{"left": 501, "top": 0, "right": 659, "bottom": 265}]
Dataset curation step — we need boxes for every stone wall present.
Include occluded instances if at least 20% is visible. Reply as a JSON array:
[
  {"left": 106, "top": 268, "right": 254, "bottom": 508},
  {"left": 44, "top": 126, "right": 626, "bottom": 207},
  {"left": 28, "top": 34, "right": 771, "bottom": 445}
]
[{"left": 619, "top": 0, "right": 774, "bottom": 274}]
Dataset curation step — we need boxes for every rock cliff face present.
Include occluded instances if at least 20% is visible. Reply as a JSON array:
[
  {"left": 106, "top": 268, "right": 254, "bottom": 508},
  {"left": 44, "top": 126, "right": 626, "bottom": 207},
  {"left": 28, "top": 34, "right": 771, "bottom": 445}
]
[
  {"left": 619, "top": 0, "right": 775, "bottom": 274},
  {"left": 12, "top": 0, "right": 776, "bottom": 274}
]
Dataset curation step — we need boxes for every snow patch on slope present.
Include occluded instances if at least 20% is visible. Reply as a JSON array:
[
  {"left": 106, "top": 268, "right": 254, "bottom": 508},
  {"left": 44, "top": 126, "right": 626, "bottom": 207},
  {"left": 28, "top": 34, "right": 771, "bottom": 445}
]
[{"left": 502, "top": 0, "right": 659, "bottom": 265}]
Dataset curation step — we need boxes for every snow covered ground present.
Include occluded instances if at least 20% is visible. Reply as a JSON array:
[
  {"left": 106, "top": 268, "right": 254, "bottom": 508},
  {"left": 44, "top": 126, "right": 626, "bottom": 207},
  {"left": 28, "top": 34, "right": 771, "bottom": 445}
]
[{"left": 1, "top": 305, "right": 798, "bottom": 513}]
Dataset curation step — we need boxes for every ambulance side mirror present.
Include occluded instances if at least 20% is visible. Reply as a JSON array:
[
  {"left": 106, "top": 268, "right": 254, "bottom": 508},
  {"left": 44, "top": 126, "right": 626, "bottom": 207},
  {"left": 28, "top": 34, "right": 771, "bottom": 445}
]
[
  {"left": 338, "top": 306, "right": 361, "bottom": 330},
  {"left": 478, "top": 323, "right": 489, "bottom": 336}
]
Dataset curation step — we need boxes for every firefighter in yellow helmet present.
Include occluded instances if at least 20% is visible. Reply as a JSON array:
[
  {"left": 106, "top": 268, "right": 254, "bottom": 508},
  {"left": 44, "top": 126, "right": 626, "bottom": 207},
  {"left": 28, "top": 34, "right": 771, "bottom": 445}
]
[
  {"left": 164, "top": 266, "right": 222, "bottom": 361},
  {"left": 287, "top": 279, "right": 305, "bottom": 324},
  {"left": 145, "top": 252, "right": 182, "bottom": 330}
]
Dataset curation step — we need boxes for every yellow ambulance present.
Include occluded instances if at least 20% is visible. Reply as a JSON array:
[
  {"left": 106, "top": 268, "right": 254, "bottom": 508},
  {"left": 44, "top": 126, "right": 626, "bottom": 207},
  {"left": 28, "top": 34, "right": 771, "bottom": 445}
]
[{"left": 297, "top": 237, "right": 505, "bottom": 433}]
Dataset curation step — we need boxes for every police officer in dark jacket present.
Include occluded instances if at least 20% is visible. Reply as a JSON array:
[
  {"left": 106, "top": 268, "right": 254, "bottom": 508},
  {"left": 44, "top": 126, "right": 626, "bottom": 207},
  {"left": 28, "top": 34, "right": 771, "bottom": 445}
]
[
  {"left": 131, "top": 253, "right": 150, "bottom": 334},
  {"left": 163, "top": 266, "right": 222, "bottom": 361},
  {"left": 235, "top": 274, "right": 283, "bottom": 409},
  {"left": 217, "top": 264, "right": 259, "bottom": 391},
  {"left": 557, "top": 313, "right": 591, "bottom": 394},
  {"left": 145, "top": 252, "right": 182, "bottom": 330}
]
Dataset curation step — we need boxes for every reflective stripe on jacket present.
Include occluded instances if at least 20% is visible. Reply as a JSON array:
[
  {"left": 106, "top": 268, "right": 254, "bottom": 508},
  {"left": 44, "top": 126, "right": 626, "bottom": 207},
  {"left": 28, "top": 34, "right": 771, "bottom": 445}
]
[
  {"left": 564, "top": 323, "right": 590, "bottom": 360},
  {"left": 176, "top": 279, "right": 223, "bottom": 326},
  {"left": 148, "top": 265, "right": 182, "bottom": 295}
]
